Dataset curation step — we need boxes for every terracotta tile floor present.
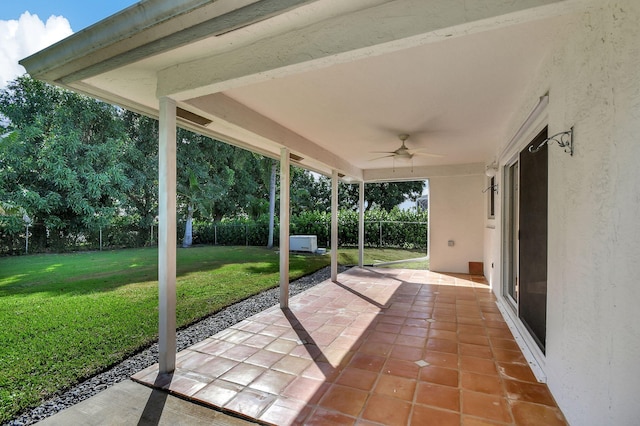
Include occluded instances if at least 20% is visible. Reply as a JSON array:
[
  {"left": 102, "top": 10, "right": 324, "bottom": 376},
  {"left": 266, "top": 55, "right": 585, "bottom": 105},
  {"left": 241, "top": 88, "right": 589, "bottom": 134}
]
[{"left": 132, "top": 267, "right": 567, "bottom": 425}]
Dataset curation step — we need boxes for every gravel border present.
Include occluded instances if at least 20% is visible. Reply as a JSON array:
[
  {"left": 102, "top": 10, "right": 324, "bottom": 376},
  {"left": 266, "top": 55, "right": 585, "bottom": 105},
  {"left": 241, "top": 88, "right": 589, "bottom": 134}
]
[{"left": 5, "top": 265, "right": 348, "bottom": 426}]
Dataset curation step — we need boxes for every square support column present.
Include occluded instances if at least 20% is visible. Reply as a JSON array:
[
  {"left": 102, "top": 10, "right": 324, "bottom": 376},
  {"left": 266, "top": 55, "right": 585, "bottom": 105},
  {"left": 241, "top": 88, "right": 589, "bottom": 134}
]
[
  {"left": 158, "top": 97, "right": 177, "bottom": 374},
  {"left": 358, "top": 181, "right": 365, "bottom": 268},
  {"left": 279, "top": 148, "right": 290, "bottom": 308},
  {"left": 331, "top": 170, "right": 339, "bottom": 282}
]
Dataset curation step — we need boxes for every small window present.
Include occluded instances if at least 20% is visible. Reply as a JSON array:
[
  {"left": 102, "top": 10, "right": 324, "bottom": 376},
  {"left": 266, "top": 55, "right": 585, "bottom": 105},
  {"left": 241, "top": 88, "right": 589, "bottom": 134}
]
[{"left": 488, "top": 176, "right": 496, "bottom": 219}]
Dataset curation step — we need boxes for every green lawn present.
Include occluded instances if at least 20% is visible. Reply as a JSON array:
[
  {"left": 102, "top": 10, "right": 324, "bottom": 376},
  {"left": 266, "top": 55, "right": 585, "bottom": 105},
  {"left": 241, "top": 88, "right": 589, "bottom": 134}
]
[
  {"left": 0, "top": 245, "right": 425, "bottom": 421},
  {"left": 0, "top": 246, "right": 329, "bottom": 422},
  {"left": 338, "top": 247, "right": 429, "bottom": 269}
]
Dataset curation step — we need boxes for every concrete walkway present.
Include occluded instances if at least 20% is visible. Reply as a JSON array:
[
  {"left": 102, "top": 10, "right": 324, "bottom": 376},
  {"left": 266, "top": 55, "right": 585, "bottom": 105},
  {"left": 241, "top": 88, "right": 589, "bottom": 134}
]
[{"left": 36, "top": 380, "right": 256, "bottom": 426}]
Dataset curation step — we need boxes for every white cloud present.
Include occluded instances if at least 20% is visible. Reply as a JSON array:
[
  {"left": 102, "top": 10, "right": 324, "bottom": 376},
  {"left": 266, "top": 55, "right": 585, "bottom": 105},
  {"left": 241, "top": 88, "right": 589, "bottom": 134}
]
[{"left": 0, "top": 12, "right": 73, "bottom": 88}]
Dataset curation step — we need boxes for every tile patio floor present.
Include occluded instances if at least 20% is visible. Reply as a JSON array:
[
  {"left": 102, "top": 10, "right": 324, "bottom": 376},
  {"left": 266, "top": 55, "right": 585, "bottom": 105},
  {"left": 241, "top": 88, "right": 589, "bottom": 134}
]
[{"left": 133, "top": 267, "right": 567, "bottom": 425}]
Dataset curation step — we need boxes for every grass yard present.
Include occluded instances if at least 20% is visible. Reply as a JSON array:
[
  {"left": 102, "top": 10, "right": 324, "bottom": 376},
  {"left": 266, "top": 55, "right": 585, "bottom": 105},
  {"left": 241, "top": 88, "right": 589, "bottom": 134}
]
[
  {"left": 338, "top": 247, "right": 429, "bottom": 269},
  {"left": 0, "top": 246, "right": 328, "bottom": 422},
  {"left": 0, "top": 245, "right": 425, "bottom": 421}
]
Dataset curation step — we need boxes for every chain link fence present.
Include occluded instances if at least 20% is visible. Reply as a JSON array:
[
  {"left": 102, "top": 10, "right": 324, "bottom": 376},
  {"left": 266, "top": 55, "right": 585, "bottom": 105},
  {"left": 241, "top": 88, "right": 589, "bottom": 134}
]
[
  {"left": 189, "top": 219, "right": 427, "bottom": 251},
  {"left": 0, "top": 222, "right": 159, "bottom": 256},
  {"left": 2, "top": 217, "right": 427, "bottom": 256}
]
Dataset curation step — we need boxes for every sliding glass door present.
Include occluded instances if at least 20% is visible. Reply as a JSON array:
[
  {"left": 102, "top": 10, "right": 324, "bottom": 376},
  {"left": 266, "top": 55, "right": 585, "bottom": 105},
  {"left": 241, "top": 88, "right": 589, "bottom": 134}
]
[{"left": 503, "top": 128, "right": 548, "bottom": 352}]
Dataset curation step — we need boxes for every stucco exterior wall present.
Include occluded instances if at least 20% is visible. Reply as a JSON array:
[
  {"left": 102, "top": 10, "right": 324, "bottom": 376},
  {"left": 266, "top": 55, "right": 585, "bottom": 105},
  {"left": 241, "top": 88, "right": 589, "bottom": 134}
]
[
  {"left": 487, "top": 1, "right": 640, "bottom": 424},
  {"left": 429, "top": 174, "right": 484, "bottom": 273},
  {"left": 483, "top": 221, "right": 499, "bottom": 290}
]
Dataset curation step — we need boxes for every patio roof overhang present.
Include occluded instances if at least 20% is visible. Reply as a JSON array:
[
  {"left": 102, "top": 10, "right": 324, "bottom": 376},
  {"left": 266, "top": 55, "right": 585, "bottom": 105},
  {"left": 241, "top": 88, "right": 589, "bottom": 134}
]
[
  {"left": 20, "top": 0, "right": 571, "bottom": 182},
  {"left": 18, "top": 0, "right": 583, "bottom": 383}
]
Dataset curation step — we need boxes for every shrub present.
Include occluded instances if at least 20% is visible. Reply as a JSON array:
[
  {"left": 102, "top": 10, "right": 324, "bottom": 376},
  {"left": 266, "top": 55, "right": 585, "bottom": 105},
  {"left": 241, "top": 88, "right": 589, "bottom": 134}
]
[
  {"left": 1, "top": 207, "right": 428, "bottom": 255},
  {"left": 190, "top": 207, "right": 428, "bottom": 250}
]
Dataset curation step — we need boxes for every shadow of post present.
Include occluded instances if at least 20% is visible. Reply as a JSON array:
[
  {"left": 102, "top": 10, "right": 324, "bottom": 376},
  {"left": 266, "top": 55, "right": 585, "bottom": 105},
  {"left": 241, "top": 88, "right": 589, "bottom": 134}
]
[
  {"left": 137, "top": 373, "right": 172, "bottom": 426},
  {"left": 278, "top": 273, "right": 396, "bottom": 385},
  {"left": 275, "top": 269, "right": 434, "bottom": 422},
  {"left": 281, "top": 307, "right": 332, "bottom": 369},
  {"left": 332, "top": 280, "right": 389, "bottom": 309}
]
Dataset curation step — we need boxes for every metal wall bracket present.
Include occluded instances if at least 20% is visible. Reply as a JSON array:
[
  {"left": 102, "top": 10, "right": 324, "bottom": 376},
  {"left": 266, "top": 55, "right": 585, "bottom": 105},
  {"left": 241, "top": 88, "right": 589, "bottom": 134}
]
[
  {"left": 482, "top": 184, "right": 499, "bottom": 194},
  {"left": 529, "top": 127, "right": 573, "bottom": 156}
]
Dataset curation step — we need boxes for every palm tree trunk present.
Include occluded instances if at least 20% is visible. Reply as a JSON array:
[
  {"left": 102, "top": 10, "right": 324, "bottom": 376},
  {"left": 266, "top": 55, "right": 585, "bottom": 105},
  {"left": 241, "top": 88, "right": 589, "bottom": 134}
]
[{"left": 182, "top": 204, "right": 194, "bottom": 248}]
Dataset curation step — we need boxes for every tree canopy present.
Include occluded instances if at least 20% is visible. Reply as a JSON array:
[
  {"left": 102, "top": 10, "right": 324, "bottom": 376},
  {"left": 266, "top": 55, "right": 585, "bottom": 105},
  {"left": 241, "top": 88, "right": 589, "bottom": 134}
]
[
  {"left": 0, "top": 75, "right": 425, "bottom": 249},
  {"left": 300, "top": 175, "right": 424, "bottom": 213},
  {"left": 0, "top": 76, "right": 130, "bottom": 233}
]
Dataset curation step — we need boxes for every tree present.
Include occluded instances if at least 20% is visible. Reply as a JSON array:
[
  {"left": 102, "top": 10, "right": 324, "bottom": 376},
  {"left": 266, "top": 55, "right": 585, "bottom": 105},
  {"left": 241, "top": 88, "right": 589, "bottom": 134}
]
[
  {"left": 176, "top": 129, "right": 233, "bottom": 247},
  {"left": 0, "top": 201, "right": 30, "bottom": 220},
  {"left": 287, "top": 172, "right": 424, "bottom": 213},
  {"left": 0, "top": 76, "right": 131, "bottom": 240},
  {"left": 179, "top": 168, "right": 207, "bottom": 247},
  {"left": 0, "top": 201, "right": 31, "bottom": 234},
  {"left": 0, "top": 75, "right": 425, "bottom": 253},
  {"left": 340, "top": 181, "right": 425, "bottom": 211},
  {"left": 288, "top": 168, "right": 333, "bottom": 214},
  {"left": 124, "top": 110, "right": 274, "bottom": 248},
  {"left": 121, "top": 111, "right": 158, "bottom": 232},
  {"left": 175, "top": 128, "right": 272, "bottom": 246},
  {"left": 121, "top": 111, "right": 274, "bottom": 247},
  {"left": 221, "top": 151, "right": 269, "bottom": 220}
]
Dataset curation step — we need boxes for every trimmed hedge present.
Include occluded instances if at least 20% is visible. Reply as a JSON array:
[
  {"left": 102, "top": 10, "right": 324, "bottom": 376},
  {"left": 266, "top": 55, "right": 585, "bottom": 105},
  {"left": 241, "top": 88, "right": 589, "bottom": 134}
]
[
  {"left": 190, "top": 208, "right": 428, "bottom": 250},
  {"left": 1, "top": 208, "right": 428, "bottom": 255},
  {"left": 0, "top": 215, "right": 155, "bottom": 256}
]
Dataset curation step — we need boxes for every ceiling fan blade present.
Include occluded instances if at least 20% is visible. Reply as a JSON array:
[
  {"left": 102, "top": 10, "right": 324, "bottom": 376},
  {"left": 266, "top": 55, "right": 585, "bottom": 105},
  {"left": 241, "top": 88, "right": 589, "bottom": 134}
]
[
  {"left": 412, "top": 151, "right": 444, "bottom": 158},
  {"left": 369, "top": 154, "right": 395, "bottom": 161},
  {"left": 369, "top": 151, "right": 397, "bottom": 154}
]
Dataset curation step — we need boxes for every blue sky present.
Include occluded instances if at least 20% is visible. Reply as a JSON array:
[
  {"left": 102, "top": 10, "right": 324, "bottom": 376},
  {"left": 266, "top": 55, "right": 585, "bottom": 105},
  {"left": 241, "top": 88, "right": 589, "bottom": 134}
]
[{"left": 0, "top": 1, "right": 139, "bottom": 31}]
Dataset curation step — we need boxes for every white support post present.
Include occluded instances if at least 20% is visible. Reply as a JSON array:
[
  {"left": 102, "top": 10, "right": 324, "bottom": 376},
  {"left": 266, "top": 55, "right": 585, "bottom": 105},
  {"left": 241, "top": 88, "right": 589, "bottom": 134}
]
[
  {"left": 279, "top": 148, "right": 290, "bottom": 308},
  {"left": 158, "top": 97, "right": 177, "bottom": 374},
  {"left": 331, "top": 170, "right": 339, "bottom": 282},
  {"left": 358, "top": 181, "right": 365, "bottom": 268}
]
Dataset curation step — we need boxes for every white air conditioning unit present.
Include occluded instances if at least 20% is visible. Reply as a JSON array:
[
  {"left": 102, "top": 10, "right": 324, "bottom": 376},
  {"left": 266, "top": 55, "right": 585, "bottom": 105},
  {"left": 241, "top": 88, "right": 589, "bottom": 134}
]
[{"left": 289, "top": 235, "right": 318, "bottom": 253}]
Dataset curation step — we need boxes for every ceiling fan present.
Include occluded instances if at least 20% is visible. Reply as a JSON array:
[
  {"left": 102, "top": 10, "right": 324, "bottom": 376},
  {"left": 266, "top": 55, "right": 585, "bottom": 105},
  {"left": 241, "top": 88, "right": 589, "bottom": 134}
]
[{"left": 370, "top": 134, "right": 442, "bottom": 161}]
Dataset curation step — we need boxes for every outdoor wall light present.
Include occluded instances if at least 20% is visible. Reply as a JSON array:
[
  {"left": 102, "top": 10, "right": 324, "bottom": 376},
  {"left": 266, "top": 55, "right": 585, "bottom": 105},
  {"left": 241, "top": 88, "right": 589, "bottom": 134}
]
[
  {"left": 483, "top": 163, "right": 499, "bottom": 194},
  {"left": 529, "top": 127, "right": 574, "bottom": 156},
  {"left": 485, "top": 163, "right": 498, "bottom": 177}
]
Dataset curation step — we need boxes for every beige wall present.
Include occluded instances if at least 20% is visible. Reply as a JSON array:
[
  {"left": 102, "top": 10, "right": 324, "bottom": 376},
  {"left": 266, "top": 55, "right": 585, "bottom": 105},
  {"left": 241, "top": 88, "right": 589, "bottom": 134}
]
[
  {"left": 486, "top": 1, "right": 640, "bottom": 424},
  {"left": 429, "top": 174, "right": 484, "bottom": 273}
]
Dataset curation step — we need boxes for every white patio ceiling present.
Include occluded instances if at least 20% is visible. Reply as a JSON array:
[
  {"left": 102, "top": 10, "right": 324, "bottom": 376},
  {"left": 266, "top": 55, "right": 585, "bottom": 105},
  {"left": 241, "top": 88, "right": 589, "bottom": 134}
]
[{"left": 21, "top": 0, "right": 569, "bottom": 181}]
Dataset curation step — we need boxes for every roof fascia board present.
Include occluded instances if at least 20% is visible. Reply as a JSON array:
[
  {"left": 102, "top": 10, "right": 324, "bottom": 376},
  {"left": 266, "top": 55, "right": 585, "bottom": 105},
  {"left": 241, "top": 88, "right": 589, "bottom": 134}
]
[
  {"left": 187, "top": 93, "right": 363, "bottom": 180},
  {"left": 363, "top": 163, "right": 484, "bottom": 182},
  {"left": 21, "top": 0, "right": 230, "bottom": 79},
  {"left": 21, "top": 0, "right": 314, "bottom": 83},
  {"left": 157, "top": 0, "right": 565, "bottom": 99}
]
